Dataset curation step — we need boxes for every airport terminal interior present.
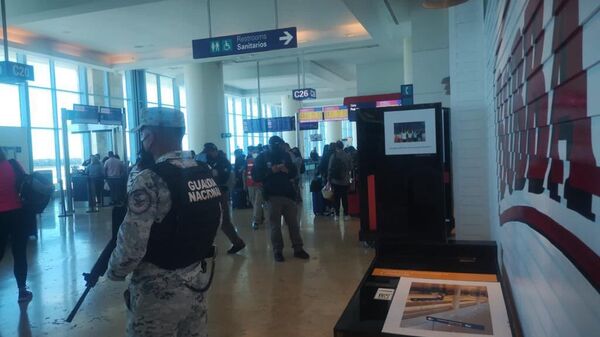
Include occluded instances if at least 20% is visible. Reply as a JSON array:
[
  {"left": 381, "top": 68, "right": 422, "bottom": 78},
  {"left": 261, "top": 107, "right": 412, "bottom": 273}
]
[{"left": 0, "top": 0, "right": 599, "bottom": 336}]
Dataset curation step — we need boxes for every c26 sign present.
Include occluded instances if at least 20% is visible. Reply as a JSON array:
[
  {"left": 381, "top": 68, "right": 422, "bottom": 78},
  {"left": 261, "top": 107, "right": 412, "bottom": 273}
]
[{"left": 292, "top": 88, "right": 316, "bottom": 100}]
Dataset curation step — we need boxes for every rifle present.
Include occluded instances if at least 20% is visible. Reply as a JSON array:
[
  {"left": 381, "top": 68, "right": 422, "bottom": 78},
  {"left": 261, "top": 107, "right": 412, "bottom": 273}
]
[{"left": 66, "top": 206, "right": 127, "bottom": 322}]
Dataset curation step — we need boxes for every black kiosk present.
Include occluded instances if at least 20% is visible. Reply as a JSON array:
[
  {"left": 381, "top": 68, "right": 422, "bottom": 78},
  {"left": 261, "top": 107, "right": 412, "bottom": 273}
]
[{"left": 334, "top": 104, "right": 520, "bottom": 337}]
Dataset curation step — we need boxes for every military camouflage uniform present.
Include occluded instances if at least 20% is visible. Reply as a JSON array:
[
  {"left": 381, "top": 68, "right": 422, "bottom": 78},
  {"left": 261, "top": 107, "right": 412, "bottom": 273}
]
[{"left": 107, "top": 151, "right": 214, "bottom": 337}]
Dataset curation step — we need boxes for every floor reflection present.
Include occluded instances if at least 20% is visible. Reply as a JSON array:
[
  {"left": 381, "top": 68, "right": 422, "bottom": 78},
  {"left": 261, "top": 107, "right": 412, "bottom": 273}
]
[
  {"left": 18, "top": 302, "right": 32, "bottom": 337},
  {"left": 0, "top": 181, "right": 374, "bottom": 337}
]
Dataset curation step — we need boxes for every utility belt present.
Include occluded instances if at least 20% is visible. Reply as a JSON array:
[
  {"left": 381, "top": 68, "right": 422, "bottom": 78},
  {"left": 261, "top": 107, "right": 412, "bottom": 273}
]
[
  {"left": 124, "top": 246, "right": 217, "bottom": 311},
  {"left": 186, "top": 245, "right": 217, "bottom": 293}
]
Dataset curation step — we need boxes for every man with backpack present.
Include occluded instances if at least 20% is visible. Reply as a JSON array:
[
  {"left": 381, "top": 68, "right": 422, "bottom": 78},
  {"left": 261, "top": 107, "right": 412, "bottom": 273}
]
[
  {"left": 252, "top": 136, "right": 310, "bottom": 262},
  {"left": 328, "top": 141, "right": 352, "bottom": 221}
]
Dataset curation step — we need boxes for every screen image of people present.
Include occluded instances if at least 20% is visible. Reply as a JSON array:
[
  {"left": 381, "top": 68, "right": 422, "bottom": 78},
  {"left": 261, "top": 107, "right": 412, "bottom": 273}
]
[{"left": 393, "top": 122, "right": 426, "bottom": 143}]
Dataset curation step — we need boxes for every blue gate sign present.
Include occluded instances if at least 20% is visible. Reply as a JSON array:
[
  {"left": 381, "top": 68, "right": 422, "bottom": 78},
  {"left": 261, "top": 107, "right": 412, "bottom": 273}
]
[
  {"left": 0, "top": 61, "right": 35, "bottom": 83},
  {"left": 99, "top": 106, "right": 123, "bottom": 125},
  {"left": 193, "top": 27, "right": 297, "bottom": 59},
  {"left": 292, "top": 88, "right": 317, "bottom": 100}
]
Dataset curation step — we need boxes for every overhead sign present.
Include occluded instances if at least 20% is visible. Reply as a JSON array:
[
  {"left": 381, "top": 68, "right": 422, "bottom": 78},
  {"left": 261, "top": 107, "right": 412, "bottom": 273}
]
[
  {"left": 292, "top": 88, "right": 317, "bottom": 100},
  {"left": 323, "top": 105, "right": 348, "bottom": 121},
  {"left": 0, "top": 61, "right": 34, "bottom": 83},
  {"left": 243, "top": 117, "right": 296, "bottom": 133},
  {"left": 299, "top": 122, "right": 319, "bottom": 131},
  {"left": 192, "top": 27, "right": 297, "bottom": 59},
  {"left": 99, "top": 106, "right": 124, "bottom": 125},
  {"left": 401, "top": 84, "right": 414, "bottom": 105},
  {"left": 298, "top": 107, "right": 323, "bottom": 123}
]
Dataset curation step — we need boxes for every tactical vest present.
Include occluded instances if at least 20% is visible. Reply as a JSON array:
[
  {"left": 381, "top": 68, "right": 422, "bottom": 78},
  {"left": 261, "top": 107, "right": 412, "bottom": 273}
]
[{"left": 143, "top": 161, "right": 222, "bottom": 270}]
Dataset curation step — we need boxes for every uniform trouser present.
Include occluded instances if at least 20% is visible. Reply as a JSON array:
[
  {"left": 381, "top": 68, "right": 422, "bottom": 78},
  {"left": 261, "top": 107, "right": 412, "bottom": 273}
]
[
  {"left": 127, "top": 273, "right": 208, "bottom": 337},
  {"left": 0, "top": 208, "right": 28, "bottom": 288},
  {"left": 219, "top": 191, "right": 244, "bottom": 246},
  {"left": 267, "top": 196, "right": 304, "bottom": 252},
  {"left": 247, "top": 186, "right": 264, "bottom": 225}
]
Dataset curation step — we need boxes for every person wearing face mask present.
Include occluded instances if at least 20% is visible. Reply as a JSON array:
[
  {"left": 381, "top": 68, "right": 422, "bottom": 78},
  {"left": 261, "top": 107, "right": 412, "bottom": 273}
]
[
  {"left": 252, "top": 136, "right": 310, "bottom": 262},
  {"left": 106, "top": 107, "right": 222, "bottom": 337},
  {"left": 243, "top": 146, "right": 264, "bottom": 230}
]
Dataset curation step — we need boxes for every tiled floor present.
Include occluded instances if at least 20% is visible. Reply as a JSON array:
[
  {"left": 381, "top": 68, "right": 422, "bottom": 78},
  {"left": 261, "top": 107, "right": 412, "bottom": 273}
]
[{"left": 0, "top": 188, "right": 373, "bottom": 337}]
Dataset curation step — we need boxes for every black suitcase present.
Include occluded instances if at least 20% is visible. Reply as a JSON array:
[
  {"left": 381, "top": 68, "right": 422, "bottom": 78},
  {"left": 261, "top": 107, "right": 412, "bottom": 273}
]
[{"left": 231, "top": 188, "right": 251, "bottom": 209}]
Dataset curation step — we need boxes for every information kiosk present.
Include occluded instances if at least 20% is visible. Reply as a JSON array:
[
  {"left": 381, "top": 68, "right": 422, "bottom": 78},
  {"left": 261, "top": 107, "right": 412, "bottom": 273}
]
[{"left": 334, "top": 104, "right": 520, "bottom": 337}]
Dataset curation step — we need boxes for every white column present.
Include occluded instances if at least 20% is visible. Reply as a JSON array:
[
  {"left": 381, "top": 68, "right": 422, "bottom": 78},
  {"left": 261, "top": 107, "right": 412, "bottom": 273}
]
[
  {"left": 403, "top": 37, "right": 413, "bottom": 84},
  {"left": 184, "top": 62, "right": 227, "bottom": 153},
  {"left": 325, "top": 121, "right": 342, "bottom": 144},
  {"left": 281, "top": 94, "right": 300, "bottom": 148},
  {"left": 411, "top": 6, "right": 450, "bottom": 106}
]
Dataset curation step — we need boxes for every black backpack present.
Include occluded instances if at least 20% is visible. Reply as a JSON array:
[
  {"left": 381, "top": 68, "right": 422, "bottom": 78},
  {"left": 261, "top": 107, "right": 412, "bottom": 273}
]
[
  {"left": 9, "top": 160, "right": 54, "bottom": 214},
  {"left": 329, "top": 153, "right": 344, "bottom": 180}
]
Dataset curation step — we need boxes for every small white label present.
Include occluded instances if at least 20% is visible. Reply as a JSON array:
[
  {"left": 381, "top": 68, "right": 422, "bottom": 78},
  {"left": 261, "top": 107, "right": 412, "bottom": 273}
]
[{"left": 374, "top": 288, "right": 395, "bottom": 301}]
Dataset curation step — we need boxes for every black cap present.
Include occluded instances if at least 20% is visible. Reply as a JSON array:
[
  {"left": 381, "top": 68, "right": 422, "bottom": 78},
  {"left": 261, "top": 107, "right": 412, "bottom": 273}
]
[
  {"left": 203, "top": 143, "right": 218, "bottom": 152},
  {"left": 269, "top": 136, "right": 284, "bottom": 146}
]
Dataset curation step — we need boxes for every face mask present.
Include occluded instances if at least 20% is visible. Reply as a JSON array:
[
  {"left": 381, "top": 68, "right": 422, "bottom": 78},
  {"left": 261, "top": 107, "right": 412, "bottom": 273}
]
[
  {"left": 137, "top": 148, "right": 155, "bottom": 169},
  {"left": 252, "top": 153, "right": 258, "bottom": 159}
]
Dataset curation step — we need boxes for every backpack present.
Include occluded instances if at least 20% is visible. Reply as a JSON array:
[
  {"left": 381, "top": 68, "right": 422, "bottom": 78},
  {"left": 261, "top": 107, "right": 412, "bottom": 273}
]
[
  {"left": 329, "top": 153, "right": 344, "bottom": 180},
  {"left": 9, "top": 160, "right": 54, "bottom": 214}
]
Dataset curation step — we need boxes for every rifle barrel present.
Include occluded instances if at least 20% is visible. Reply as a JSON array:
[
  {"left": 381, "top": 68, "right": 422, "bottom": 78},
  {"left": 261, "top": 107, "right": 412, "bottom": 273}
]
[{"left": 66, "top": 286, "right": 91, "bottom": 322}]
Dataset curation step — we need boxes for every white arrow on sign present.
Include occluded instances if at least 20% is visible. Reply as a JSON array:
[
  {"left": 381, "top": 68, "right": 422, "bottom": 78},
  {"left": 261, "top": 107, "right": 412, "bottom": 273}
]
[{"left": 279, "top": 31, "right": 294, "bottom": 45}]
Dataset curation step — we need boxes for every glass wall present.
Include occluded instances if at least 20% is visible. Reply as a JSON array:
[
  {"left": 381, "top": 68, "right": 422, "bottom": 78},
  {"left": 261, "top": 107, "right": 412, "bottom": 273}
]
[
  {"left": 225, "top": 95, "right": 282, "bottom": 162},
  {"left": 0, "top": 49, "right": 136, "bottom": 187}
]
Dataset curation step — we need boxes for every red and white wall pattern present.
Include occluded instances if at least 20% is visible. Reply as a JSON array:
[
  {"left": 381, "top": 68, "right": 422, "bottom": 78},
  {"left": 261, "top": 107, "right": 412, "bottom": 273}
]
[{"left": 485, "top": 0, "right": 599, "bottom": 335}]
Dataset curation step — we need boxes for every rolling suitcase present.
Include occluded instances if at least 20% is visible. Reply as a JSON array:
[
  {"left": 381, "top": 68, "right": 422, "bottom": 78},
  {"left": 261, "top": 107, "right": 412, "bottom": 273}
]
[
  {"left": 312, "top": 191, "right": 326, "bottom": 215},
  {"left": 348, "top": 192, "right": 360, "bottom": 217},
  {"left": 231, "top": 188, "right": 250, "bottom": 209}
]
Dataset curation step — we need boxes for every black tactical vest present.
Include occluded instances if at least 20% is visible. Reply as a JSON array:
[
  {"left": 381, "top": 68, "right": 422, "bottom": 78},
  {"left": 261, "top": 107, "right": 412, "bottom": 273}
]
[{"left": 143, "top": 161, "right": 222, "bottom": 270}]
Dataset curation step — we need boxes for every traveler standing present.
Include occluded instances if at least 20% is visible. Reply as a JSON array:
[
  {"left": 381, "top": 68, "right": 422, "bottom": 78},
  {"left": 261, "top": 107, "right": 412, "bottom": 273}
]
[
  {"left": 86, "top": 155, "right": 104, "bottom": 212},
  {"left": 104, "top": 151, "right": 125, "bottom": 206},
  {"left": 328, "top": 141, "right": 352, "bottom": 221},
  {"left": 203, "top": 143, "right": 246, "bottom": 254},
  {"left": 244, "top": 147, "right": 264, "bottom": 230},
  {"left": 107, "top": 107, "right": 222, "bottom": 337},
  {"left": 0, "top": 148, "right": 34, "bottom": 302},
  {"left": 252, "top": 136, "right": 310, "bottom": 262}
]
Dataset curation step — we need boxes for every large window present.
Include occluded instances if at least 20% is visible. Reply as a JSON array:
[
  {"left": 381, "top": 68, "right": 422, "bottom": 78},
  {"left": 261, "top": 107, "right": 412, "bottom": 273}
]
[
  {"left": 225, "top": 95, "right": 282, "bottom": 161},
  {"left": 0, "top": 84, "right": 21, "bottom": 126},
  {"left": 29, "top": 88, "right": 54, "bottom": 128}
]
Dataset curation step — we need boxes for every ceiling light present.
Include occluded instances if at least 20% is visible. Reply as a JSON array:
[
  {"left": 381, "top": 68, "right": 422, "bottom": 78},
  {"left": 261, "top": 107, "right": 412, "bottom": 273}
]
[{"left": 421, "top": 0, "right": 469, "bottom": 9}]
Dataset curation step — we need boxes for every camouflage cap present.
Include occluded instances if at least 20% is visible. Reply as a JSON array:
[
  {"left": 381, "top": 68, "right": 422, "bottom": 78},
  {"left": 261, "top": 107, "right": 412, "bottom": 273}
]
[{"left": 132, "top": 107, "right": 185, "bottom": 131}]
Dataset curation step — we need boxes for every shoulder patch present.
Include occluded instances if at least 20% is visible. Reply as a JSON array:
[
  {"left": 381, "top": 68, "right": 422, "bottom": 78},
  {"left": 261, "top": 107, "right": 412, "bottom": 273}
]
[{"left": 128, "top": 189, "right": 152, "bottom": 214}]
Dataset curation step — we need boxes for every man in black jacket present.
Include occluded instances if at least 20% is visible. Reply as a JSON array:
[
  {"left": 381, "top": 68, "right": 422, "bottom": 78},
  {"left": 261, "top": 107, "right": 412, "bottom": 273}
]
[
  {"left": 203, "top": 143, "right": 246, "bottom": 254},
  {"left": 252, "top": 136, "right": 309, "bottom": 262}
]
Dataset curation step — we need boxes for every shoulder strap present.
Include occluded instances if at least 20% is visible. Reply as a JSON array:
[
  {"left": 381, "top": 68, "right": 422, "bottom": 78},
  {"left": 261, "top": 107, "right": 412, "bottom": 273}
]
[{"left": 8, "top": 159, "right": 26, "bottom": 185}]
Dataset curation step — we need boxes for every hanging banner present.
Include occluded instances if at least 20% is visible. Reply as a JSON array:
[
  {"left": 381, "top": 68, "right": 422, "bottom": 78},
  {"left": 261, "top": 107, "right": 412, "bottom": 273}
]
[
  {"left": 323, "top": 105, "right": 348, "bottom": 121},
  {"left": 298, "top": 107, "right": 323, "bottom": 123}
]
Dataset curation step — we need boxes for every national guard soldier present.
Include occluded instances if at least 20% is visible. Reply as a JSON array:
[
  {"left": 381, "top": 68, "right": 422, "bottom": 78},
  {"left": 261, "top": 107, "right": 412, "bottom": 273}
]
[{"left": 107, "top": 107, "right": 222, "bottom": 337}]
